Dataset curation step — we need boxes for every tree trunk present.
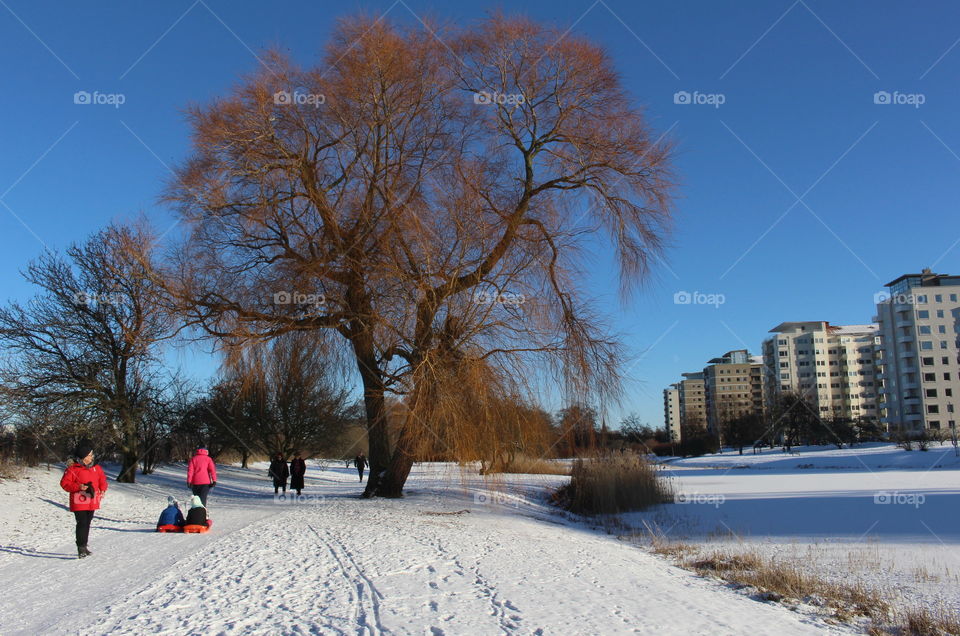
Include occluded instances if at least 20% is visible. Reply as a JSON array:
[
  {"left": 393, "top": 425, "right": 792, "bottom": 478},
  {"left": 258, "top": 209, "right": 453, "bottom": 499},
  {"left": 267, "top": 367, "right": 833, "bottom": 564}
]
[
  {"left": 378, "top": 420, "right": 417, "bottom": 497},
  {"left": 353, "top": 336, "right": 390, "bottom": 498},
  {"left": 117, "top": 411, "right": 138, "bottom": 483}
]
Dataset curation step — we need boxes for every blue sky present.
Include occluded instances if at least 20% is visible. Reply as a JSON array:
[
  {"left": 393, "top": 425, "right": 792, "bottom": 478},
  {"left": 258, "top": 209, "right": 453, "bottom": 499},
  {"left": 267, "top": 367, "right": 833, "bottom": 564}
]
[{"left": 1, "top": 0, "right": 959, "bottom": 428}]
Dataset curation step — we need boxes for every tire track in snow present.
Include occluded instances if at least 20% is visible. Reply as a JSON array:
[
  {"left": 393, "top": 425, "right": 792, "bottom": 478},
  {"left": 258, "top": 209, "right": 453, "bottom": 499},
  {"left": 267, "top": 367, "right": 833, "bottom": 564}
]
[{"left": 308, "top": 522, "right": 386, "bottom": 636}]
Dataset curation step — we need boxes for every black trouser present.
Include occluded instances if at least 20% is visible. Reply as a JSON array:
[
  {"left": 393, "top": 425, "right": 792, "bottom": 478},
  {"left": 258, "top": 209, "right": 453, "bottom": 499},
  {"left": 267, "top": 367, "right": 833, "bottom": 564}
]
[
  {"left": 74, "top": 510, "right": 94, "bottom": 547},
  {"left": 191, "top": 484, "right": 211, "bottom": 507},
  {"left": 357, "top": 466, "right": 365, "bottom": 481},
  {"left": 273, "top": 479, "right": 286, "bottom": 494}
]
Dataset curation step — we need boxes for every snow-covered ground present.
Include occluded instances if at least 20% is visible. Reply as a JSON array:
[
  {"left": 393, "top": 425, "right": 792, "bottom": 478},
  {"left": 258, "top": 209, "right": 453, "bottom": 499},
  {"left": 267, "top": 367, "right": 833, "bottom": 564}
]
[
  {"left": 635, "top": 443, "right": 960, "bottom": 618},
  {"left": 0, "top": 458, "right": 858, "bottom": 635}
]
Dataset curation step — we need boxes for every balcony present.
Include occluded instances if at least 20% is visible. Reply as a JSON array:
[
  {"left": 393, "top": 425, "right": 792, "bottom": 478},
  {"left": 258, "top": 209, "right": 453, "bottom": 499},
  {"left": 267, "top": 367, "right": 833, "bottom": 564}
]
[{"left": 895, "top": 319, "right": 913, "bottom": 329}]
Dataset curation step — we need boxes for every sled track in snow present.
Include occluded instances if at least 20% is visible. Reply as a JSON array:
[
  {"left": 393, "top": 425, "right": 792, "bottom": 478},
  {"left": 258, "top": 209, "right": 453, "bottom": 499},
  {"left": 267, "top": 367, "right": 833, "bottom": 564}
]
[{"left": 309, "top": 523, "right": 386, "bottom": 636}]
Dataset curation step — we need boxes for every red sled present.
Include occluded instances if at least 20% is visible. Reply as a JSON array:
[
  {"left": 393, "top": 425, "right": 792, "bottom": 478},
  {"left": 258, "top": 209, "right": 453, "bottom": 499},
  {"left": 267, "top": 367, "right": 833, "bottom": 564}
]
[
  {"left": 182, "top": 519, "right": 213, "bottom": 533},
  {"left": 156, "top": 524, "right": 183, "bottom": 533}
]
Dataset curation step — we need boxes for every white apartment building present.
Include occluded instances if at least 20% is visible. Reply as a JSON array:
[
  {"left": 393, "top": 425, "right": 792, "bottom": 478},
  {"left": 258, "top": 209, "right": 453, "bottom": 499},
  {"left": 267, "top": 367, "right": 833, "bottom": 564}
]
[
  {"left": 875, "top": 270, "right": 960, "bottom": 433},
  {"left": 702, "top": 349, "right": 765, "bottom": 435},
  {"left": 762, "top": 321, "right": 879, "bottom": 421},
  {"left": 663, "top": 384, "right": 681, "bottom": 441}
]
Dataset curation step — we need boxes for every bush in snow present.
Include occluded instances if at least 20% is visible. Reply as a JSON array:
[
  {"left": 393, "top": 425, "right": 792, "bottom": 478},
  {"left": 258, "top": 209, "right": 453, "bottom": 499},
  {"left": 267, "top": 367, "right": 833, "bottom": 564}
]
[{"left": 553, "top": 453, "right": 672, "bottom": 515}]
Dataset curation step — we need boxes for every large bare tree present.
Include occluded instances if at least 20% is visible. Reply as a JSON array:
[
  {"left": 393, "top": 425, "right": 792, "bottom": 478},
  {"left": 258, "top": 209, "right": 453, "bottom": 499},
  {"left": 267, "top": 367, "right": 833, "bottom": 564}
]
[
  {"left": 163, "top": 15, "right": 676, "bottom": 496},
  {"left": 0, "top": 224, "right": 173, "bottom": 481}
]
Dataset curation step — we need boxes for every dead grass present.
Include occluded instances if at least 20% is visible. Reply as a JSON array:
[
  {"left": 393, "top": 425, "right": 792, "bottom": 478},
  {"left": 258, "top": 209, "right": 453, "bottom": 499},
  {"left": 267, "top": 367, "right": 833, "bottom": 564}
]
[
  {"left": 553, "top": 454, "right": 673, "bottom": 515},
  {"left": 642, "top": 540, "right": 960, "bottom": 635},
  {"left": 0, "top": 457, "right": 25, "bottom": 480},
  {"left": 485, "top": 455, "right": 569, "bottom": 475}
]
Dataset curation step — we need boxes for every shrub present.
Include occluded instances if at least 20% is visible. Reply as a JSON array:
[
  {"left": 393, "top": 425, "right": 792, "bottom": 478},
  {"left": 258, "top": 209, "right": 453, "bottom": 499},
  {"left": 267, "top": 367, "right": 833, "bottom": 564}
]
[
  {"left": 553, "top": 454, "right": 672, "bottom": 515},
  {"left": 483, "top": 454, "right": 569, "bottom": 475}
]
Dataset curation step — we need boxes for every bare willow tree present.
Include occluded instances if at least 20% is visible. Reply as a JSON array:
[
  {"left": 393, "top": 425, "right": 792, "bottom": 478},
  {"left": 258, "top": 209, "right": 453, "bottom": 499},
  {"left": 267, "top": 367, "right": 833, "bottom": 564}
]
[
  {"left": 0, "top": 224, "right": 172, "bottom": 481},
  {"left": 163, "top": 14, "right": 675, "bottom": 497}
]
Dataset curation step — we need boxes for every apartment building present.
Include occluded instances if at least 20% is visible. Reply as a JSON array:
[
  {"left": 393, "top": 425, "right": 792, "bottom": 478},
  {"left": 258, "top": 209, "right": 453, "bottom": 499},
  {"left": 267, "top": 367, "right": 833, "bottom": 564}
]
[
  {"left": 702, "top": 349, "right": 765, "bottom": 435},
  {"left": 762, "top": 321, "right": 878, "bottom": 421},
  {"left": 678, "top": 372, "right": 707, "bottom": 435},
  {"left": 663, "top": 384, "right": 681, "bottom": 441},
  {"left": 875, "top": 269, "right": 960, "bottom": 433}
]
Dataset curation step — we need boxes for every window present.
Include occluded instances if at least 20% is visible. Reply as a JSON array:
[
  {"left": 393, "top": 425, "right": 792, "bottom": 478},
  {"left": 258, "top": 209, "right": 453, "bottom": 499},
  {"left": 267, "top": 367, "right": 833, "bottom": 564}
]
[
  {"left": 937, "top": 310, "right": 945, "bottom": 318},
  {"left": 917, "top": 295, "right": 928, "bottom": 303},
  {"left": 924, "top": 373, "right": 936, "bottom": 382},
  {"left": 945, "top": 373, "right": 952, "bottom": 381},
  {"left": 935, "top": 294, "right": 943, "bottom": 303},
  {"left": 779, "top": 362, "right": 789, "bottom": 368},
  {"left": 942, "top": 341, "right": 949, "bottom": 349},
  {"left": 951, "top": 294, "right": 958, "bottom": 302},
  {"left": 926, "top": 388, "right": 938, "bottom": 398},
  {"left": 779, "top": 350, "right": 787, "bottom": 357},
  {"left": 921, "top": 341, "right": 933, "bottom": 350},
  {"left": 943, "top": 357, "right": 950, "bottom": 365},
  {"left": 922, "top": 357, "right": 935, "bottom": 366},
  {"left": 927, "top": 404, "right": 940, "bottom": 414},
  {"left": 919, "top": 325, "right": 932, "bottom": 334},
  {"left": 940, "top": 325, "right": 947, "bottom": 334},
  {"left": 947, "top": 388, "right": 954, "bottom": 397},
  {"left": 918, "top": 310, "right": 930, "bottom": 319},
  {"left": 778, "top": 339, "right": 787, "bottom": 345}
]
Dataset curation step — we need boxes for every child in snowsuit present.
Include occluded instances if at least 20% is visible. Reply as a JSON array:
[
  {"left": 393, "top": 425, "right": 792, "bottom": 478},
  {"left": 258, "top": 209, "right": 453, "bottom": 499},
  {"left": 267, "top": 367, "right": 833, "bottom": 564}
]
[
  {"left": 60, "top": 439, "right": 108, "bottom": 559},
  {"left": 156, "top": 496, "right": 185, "bottom": 530},
  {"left": 184, "top": 495, "right": 209, "bottom": 528}
]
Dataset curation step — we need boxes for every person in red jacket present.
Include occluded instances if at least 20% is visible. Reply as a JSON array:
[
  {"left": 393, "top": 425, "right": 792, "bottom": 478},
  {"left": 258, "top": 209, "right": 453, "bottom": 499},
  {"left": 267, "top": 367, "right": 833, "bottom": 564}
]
[
  {"left": 59, "top": 439, "right": 108, "bottom": 559},
  {"left": 187, "top": 446, "right": 217, "bottom": 506}
]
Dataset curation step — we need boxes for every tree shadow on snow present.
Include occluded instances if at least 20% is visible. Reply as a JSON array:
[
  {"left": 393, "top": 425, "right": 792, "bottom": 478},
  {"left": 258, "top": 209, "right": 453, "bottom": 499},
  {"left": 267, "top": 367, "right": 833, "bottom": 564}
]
[{"left": 0, "top": 545, "right": 74, "bottom": 560}]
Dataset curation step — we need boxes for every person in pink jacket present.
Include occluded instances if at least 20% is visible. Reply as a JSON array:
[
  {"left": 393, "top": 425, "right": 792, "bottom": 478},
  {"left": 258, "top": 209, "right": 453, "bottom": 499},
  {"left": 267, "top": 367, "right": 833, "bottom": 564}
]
[{"left": 187, "top": 446, "right": 217, "bottom": 506}]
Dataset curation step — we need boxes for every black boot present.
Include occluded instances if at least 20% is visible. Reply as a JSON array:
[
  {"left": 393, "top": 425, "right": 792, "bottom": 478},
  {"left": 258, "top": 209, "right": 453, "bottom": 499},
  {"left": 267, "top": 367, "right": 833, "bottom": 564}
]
[{"left": 78, "top": 545, "right": 91, "bottom": 559}]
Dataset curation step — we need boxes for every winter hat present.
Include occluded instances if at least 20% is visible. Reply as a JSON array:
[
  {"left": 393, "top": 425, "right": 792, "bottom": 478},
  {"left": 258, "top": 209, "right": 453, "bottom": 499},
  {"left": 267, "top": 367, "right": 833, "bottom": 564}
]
[
  {"left": 167, "top": 496, "right": 177, "bottom": 506},
  {"left": 189, "top": 495, "right": 204, "bottom": 509},
  {"left": 72, "top": 439, "right": 93, "bottom": 460}
]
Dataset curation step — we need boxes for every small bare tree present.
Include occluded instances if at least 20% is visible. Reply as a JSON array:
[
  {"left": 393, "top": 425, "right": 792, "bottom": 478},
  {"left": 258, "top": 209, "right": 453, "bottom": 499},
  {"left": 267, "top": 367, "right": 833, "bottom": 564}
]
[{"left": 0, "top": 224, "right": 173, "bottom": 481}]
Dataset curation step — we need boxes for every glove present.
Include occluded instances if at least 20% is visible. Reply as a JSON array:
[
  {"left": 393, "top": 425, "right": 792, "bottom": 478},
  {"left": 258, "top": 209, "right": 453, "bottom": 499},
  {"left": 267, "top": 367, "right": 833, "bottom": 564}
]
[{"left": 211, "top": 481, "right": 216, "bottom": 487}]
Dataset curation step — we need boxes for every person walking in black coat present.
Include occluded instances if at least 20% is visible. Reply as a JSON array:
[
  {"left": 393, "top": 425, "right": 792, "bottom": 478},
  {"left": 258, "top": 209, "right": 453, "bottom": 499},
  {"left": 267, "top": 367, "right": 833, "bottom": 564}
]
[
  {"left": 289, "top": 452, "right": 306, "bottom": 496},
  {"left": 269, "top": 453, "right": 289, "bottom": 494},
  {"left": 354, "top": 453, "right": 367, "bottom": 482}
]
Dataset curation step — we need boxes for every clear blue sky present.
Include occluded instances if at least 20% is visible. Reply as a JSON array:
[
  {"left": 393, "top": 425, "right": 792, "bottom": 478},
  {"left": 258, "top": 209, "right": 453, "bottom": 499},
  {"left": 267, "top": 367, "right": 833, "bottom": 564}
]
[{"left": 1, "top": 1, "right": 959, "bottom": 428}]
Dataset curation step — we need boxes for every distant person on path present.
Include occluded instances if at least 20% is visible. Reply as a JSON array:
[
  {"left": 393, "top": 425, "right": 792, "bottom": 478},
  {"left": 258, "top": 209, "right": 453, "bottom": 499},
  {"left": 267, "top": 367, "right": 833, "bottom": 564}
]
[
  {"left": 269, "top": 453, "right": 289, "bottom": 494},
  {"left": 59, "top": 439, "right": 108, "bottom": 559},
  {"left": 354, "top": 453, "right": 367, "bottom": 482},
  {"left": 187, "top": 446, "right": 217, "bottom": 506},
  {"left": 156, "top": 496, "right": 185, "bottom": 530},
  {"left": 289, "top": 452, "right": 306, "bottom": 496}
]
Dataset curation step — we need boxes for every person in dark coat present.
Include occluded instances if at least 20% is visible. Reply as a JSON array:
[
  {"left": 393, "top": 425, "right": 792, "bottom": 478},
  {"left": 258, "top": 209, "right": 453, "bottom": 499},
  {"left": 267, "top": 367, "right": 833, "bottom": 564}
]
[
  {"left": 59, "top": 439, "right": 108, "bottom": 559},
  {"left": 354, "top": 453, "right": 367, "bottom": 482},
  {"left": 269, "top": 453, "right": 289, "bottom": 494},
  {"left": 289, "top": 452, "right": 306, "bottom": 495}
]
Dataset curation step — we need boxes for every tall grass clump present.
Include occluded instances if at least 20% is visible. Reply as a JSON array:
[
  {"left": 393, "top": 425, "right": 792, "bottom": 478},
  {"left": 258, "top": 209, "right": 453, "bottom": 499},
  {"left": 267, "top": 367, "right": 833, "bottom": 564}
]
[{"left": 554, "top": 454, "right": 672, "bottom": 514}]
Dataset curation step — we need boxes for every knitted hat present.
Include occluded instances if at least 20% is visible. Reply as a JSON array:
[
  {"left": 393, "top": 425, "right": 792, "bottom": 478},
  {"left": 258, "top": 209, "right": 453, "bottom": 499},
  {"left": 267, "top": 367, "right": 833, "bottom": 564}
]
[
  {"left": 189, "top": 495, "right": 204, "bottom": 509},
  {"left": 72, "top": 439, "right": 93, "bottom": 460},
  {"left": 167, "top": 496, "right": 177, "bottom": 506}
]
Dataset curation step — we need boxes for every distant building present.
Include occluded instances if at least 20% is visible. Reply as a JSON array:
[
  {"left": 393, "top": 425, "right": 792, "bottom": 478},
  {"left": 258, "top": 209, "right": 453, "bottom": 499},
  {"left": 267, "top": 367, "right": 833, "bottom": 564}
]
[
  {"left": 678, "top": 371, "right": 707, "bottom": 436},
  {"left": 702, "top": 349, "right": 765, "bottom": 436},
  {"left": 875, "top": 269, "right": 960, "bottom": 433},
  {"left": 663, "top": 384, "right": 681, "bottom": 441},
  {"left": 762, "top": 322, "right": 879, "bottom": 421}
]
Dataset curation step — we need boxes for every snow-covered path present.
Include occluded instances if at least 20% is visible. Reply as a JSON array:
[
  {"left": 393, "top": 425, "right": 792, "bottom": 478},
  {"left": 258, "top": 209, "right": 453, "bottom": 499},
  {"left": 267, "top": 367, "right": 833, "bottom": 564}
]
[{"left": 0, "top": 462, "right": 851, "bottom": 635}]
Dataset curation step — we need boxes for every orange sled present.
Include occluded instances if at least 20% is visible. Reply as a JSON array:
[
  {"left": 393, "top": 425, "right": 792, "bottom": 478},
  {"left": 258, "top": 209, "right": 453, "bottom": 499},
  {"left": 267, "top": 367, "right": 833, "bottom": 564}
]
[
  {"left": 182, "top": 520, "right": 213, "bottom": 533},
  {"left": 156, "top": 524, "right": 183, "bottom": 533}
]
